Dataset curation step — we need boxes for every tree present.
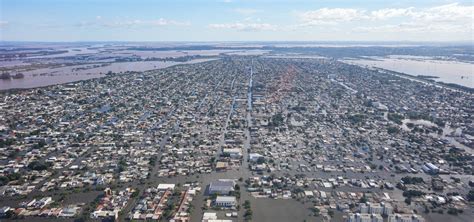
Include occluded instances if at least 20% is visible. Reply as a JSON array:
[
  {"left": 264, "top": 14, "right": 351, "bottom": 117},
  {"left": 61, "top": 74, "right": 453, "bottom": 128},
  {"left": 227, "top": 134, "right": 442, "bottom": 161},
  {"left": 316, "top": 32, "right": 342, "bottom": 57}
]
[
  {"left": 312, "top": 208, "right": 320, "bottom": 216},
  {"left": 467, "top": 190, "right": 474, "bottom": 202},
  {"left": 328, "top": 210, "right": 334, "bottom": 217},
  {"left": 405, "top": 197, "right": 412, "bottom": 205},
  {"left": 27, "top": 161, "right": 50, "bottom": 171},
  {"left": 387, "top": 126, "right": 400, "bottom": 134},
  {"left": 243, "top": 200, "right": 251, "bottom": 209},
  {"left": 401, "top": 176, "right": 424, "bottom": 184}
]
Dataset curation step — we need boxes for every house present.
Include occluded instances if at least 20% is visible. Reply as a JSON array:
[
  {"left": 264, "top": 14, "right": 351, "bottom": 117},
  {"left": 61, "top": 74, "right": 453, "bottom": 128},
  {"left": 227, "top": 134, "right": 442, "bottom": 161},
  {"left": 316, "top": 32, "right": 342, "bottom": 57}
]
[
  {"left": 215, "top": 162, "right": 228, "bottom": 171},
  {"left": 249, "top": 153, "right": 264, "bottom": 162},
  {"left": 208, "top": 180, "right": 235, "bottom": 195},
  {"left": 422, "top": 162, "right": 439, "bottom": 174},
  {"left": 157, "top": 184, "right": 176, "bottom": 191},
  {"left": 223, "top": 148, "right": 242, "bottom": 159},
  {"left": 202, "top": 212, "right": 233, "bottom": 222},
  {"left": 215, "top": 196, "right": 236, "bottom": 207},
  {"left": 59, "top": 207, "right": 78, "bottom": 217},
  {"left": 0, "top": 206, "right": 11, "bottom": 217}
]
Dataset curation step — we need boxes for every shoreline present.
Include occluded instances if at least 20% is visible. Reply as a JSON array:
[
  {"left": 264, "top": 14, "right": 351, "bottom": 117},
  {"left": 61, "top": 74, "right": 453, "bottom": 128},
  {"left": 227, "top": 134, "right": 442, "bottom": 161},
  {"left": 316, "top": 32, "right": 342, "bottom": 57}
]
[{"left": 342, "top": 60, "right": 473, "bottom": 94}]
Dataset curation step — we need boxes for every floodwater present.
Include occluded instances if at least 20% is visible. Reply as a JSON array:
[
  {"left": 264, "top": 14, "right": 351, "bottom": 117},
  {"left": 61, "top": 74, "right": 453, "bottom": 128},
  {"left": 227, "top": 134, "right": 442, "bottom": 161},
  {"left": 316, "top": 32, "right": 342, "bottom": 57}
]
[
  {"left": 0, "top": 58, "right": 216, "bottom": 90},
  {"left": 345, "top": 56, "right": 474, "bottom": 88},
  {"left": 401, "top": 119, "right": 473, "bottom": 155}
]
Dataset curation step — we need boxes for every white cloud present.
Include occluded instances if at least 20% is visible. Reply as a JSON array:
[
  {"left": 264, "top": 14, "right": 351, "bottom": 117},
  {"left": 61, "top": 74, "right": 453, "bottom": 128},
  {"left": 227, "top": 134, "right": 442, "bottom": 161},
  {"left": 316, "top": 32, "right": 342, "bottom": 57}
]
[
  {"left": 411, "top": 3, "right": 474, "bottom": 23},
  {"left": 76, "top": 18, "right": 190, "bottom": 28},
  {"left": 369, "top": 8, "right": 414, "bottom": 20},
  {"left": 234, "top": 8, "right": 262, "bottom": 15},
  {"left": 298, "top": 2, "right": 474, "bottom": 37},
  {"left": 354, "top": 3, "right": 474, "bottom": 34},
  {"left": 299, "top": 8, "right": 367, "bottom": 26},
  {"left": 209, "top": 22, "right": 277, "bottom": 31}
]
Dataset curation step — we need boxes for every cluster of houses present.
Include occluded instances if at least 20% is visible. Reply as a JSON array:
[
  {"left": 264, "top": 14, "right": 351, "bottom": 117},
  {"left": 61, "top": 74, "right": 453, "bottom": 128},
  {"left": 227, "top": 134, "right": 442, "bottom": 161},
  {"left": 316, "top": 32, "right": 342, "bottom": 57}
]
[
  {"left": 129, "top": 183, "right": 200, "bottom": 221},
  {"left": 0, "top": 56, "right": 473, "bottom": 222},
  {"left": 91, "top": 187, "right": 136, "bottom": 220},
  {"left": 0, "top": 197, "right": 82, "bottom": 219}
]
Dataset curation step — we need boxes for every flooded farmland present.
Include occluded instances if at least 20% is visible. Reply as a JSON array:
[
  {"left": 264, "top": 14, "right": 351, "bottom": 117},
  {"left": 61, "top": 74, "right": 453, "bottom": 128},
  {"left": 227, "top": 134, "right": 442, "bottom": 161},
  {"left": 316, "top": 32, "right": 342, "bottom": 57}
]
[
  {"left": 345, "top": 56, "right": 474, "bottom": 88},
  {"left": 0, "top": 58, "right": 217, "bottom": 90}
]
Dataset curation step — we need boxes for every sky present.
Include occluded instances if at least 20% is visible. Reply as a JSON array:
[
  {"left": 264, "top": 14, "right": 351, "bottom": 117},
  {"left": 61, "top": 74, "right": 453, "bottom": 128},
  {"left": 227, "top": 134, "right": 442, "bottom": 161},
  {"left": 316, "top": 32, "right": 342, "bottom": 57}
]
[{"left": 0, "top": 0, "right": 473, "bottom": 42}]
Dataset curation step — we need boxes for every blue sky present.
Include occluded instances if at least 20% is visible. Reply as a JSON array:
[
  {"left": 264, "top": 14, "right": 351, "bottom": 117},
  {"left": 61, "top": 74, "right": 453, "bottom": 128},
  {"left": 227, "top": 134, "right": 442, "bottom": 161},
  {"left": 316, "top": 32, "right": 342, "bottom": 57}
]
[{"left": 0, "top": 0, "right": 473, "bottom": 42}]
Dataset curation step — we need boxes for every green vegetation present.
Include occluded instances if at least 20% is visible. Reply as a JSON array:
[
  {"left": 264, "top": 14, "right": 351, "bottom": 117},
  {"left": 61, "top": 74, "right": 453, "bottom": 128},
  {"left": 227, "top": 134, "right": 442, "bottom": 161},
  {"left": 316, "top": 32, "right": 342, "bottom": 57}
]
[
  {"left": 243, "top": 200, "right": 253, "bottom": 221},
  {"left": 132, "top": 188, "right": 140, "bottom": 198},
  {"left": 0, "top": 138, "right": 15, "bottom": 148},
  {"left": 328, "top": 210, "right": 334, "bottom": 217},
  {"left": 269, "top": 113, "right": 284, "bottom": 127},
  {"left": 348, "top": 114, "right": 366, "bottom": 124},
  {"left": 311, "top": 207, "right": 320, "bottom": 216},
  {"left": 117, "top": 158, "right": 127, "bottom": 172},
  {"left": 27, "top": 160, "right": 51, "bottom": 171},
  {"left": 447, "top": 208, "right": 463, "bottom": 215},
  {"left": 401, "top": 176, "right": 424, "bottom": 184},
  {"left": 0, "top": 173, "right": 21, "bottom": 186},
  {"left": 387, "top": 113, "right": 404, "bottom": 124},
  {"left": 402, "top": 190, "right": 425, "bottom": 198},
  {"left": 32, "top": 141, "right": 47, "bottom": 149},
  {"left": 149, "top": 156, "right": 157, "bottom": 166},
  {"left": 468, "top": 190, "right": 474, "bottom": 202},
  {"left": 387, "top": 126, "right": 400, "bottom": 134}
]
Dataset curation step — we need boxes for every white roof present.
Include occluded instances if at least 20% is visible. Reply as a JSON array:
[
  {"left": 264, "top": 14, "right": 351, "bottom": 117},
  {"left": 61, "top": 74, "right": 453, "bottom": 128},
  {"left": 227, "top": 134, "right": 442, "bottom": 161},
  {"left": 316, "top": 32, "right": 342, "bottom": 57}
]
[
  {"left": 203, "top": 212, "right": 217, "bottom": 220},
  {"left": 157, "top": 184, "right": 175, "bottom": 190},
  {"left": 216, "top": 196, "right": 236, "bottom": 202},
  {"left": 223, "top": 148, "right": 242, "bottom": 153}
]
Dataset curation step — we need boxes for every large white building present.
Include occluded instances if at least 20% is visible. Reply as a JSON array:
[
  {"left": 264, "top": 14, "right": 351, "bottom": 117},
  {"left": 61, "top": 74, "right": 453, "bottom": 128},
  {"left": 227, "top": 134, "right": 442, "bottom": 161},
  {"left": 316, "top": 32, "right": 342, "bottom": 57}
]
[
  {"left": 388, "top": 214, "right": 425, "bottom": 222},
  {"left": 360, "top": 202, "right": 393, "bottom": 216},
  {"left": 215, "top": 196, "right": 236, "bottom": 207},
  {"left": 347, "top": 213, "right": 383, "bottom": 222},
  {"left": 381, "top": 202, "right": 393, "bottom": 216},
  {"left": 368, "top": 203, "right": 383, "bottom": 215},
  {"left": 209, "top": 179, "right": 235, "bottom": 195}
]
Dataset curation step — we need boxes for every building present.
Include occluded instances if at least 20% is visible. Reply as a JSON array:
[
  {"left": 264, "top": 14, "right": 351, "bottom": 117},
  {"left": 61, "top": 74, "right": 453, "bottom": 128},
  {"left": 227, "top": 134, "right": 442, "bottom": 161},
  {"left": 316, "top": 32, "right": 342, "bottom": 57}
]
[
  {"left": 249, "top": 153, "right": 264, "bottom": 162},
  {"left": 388, "top": 214, "right": 425, "bottom": 222},
  {"left": 359, "top": 203, "right": 368, "bottom": 213},
  {"left": 215, "top": 162, "right": 228, "bottom": 171},
  {"left": 368, "top": 203, "right": 383, "bottom": 215},
  {"left": 157, "top": 184, "right": 176, "bottom": 191},
  {"left": 202, "top": 212, "right": 233, "bottom": 222},
  {"left": 215, "top": 196, "right": 236, "bottom": 207},
  {"left": 381, "top": 202, "right": 393, "bottom": 216},
  {"left": 347, "top": 213, "right": 383, "bottom": 222},
  {"left": 422, "top": 162, "right": 439, "bottom": 174},
  {"left": 371, "top": 102, "right": 388, "bottom": 111},
  {"left": 223, "top": 148, "right": 242, "bottom": 159},
  {"left": 208, "top": 180, "right": 235, "bottom": 195},
  {"left": 0, "top": 206, "right": 11, "bottom": 217}
]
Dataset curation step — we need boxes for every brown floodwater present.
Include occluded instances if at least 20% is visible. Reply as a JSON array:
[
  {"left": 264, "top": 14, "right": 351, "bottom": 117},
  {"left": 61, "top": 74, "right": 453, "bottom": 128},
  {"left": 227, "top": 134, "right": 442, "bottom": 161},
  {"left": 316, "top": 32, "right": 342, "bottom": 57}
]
[{"left": 0, "top": 59, "right": 216, "bottom": 90}]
